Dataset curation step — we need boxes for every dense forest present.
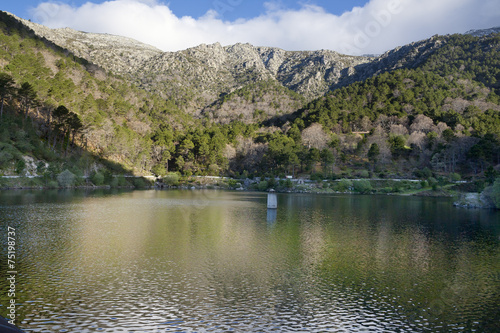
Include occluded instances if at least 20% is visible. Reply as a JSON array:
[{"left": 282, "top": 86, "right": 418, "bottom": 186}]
[{"left": 0, "top": 12, "right": 499, "bottom": 194}]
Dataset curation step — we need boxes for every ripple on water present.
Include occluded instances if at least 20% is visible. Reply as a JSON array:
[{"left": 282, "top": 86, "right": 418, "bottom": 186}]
[{"left": 1, "top": 191, "right": 498, "bottom": 332}]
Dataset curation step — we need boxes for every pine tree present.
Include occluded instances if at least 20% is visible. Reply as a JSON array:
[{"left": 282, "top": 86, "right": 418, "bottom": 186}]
[
  {"left": 17, "top": 82, "right": 37, "bottom": 122},
  {"left": 0, "top": 73, "right": 15, "bottom": 120}
]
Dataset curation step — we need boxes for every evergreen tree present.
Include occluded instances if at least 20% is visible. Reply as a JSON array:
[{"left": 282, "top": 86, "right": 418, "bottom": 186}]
[
  {"left": 0, "top": 73, "right": 14, "bottom": 120},
  {"left": 52, "top": 105, "right": 70, "bottom": 150},
  {"left": 17, "top": 82, "right": 37, "bottom": 122},
  {"left": 67, "top": 112, "right": 83, "bottom": 155},
  {"left": 368, "top": 143, "right": 380, "bottom": 170}
]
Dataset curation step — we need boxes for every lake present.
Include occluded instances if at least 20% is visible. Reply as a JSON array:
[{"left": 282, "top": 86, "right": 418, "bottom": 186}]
[{"left": 0, "top": 189, "right": 499, "bottom": 332}]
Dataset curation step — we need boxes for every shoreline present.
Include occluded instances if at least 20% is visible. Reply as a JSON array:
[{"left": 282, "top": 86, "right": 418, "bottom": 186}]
[
  {"left": 1, "top": 185, "right": 497, "bottom": 210},
  {"left": 0, "top": 182, "right": 455, "bottom": 197},
  {"left": 2, "top": 177, "right": 497, "bottom": 210}
]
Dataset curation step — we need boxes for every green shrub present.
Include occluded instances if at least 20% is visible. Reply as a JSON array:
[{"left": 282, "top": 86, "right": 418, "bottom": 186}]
[
  {"left": 485, "top": 166, "right": 498, "bottom": 184},
  {"left": 310, "top": 173, "right": 323, "bottom": 181},
  {"left": 102, "top": 170, "right": 113, "bottom": 184},
  {"left": 208, "top": 164, "right": 220, "bottom": 175},
  {"left": 359, "top": 170, "right": 370, "bottom": 178},
  {"left": 46, "top": 163, "right": 60, "bottom": 179},
  {"left": 336, "top": 179, "right": 353, "bottom": 192},
  {"left": 378, "top": 187, "right": 393, "bottom": 193},
  {"left": 227, "top": 179, "right": 239, "bottom": 188},
  {"left": 117, "top": 176, "right": 130, "bottom": 186},
  {"left": 474, "top": 180, "right": 486, "bottom": 192},
  {"left": 392, "top": 182, "right": 402, "bottom": 193},
  {"left": 164, "top": 172, "right": 180, "bottom": 186},
  {"left": 15, "top": 140, "right": 34, "bottom": 153},
  {"left": 258, "top": 181, "right": 269, "bottom": 191},
  {"left": 36, "top": 161, "right": 46, "bottom": 175},
  {"left": 91, "top": 171, "right": 105, "bottom": 186},
  {"left": 132, "top": 177, "right": 148, "bottom": 188},
  {"left": 0, "top": 129, "right": 9, "bottom": 142},
  {"left": 110, "top": 177, "right": 119, "bottom": 187},
  {"left": 422, "top": 167, "right": 433, "bottom": 178},
  {"left": 47, "top": 180, "right": 59, "bottom": 188},
  {"left": 450, "top": 173, "right": 461, "bottom": 182},
  {"left": 57, "top": 169, "right": 76, "bottom": 188},
  {"left": 15, "top": 159, "right": 26, "bottom": 174},
  {"left": 152, "top": 164, "right": 166, "bottom": 177},
  {"left": 26, "top": 177, "right": 42, "bottom": 187},
  {"left": 40, "top": 147, "right": 57, "bottom": 161},
  {"left": 0, "top": 151, "right": 14, "bottom": 166},
  {"left": 353, "top": 180, "right": 373, "bottom": 194}
]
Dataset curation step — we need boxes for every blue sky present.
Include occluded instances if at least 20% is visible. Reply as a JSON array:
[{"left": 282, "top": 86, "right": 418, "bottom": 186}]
[
  {"left": 5, "top": 1, "right": 370, "bottom": 21},
  {"left": 3, "top": 0, "right": 500, "bottom": 55}
]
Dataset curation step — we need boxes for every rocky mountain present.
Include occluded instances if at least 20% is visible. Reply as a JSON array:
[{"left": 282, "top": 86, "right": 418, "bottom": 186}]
[
  {"left": 137, "top": 42, "right": 372, "bottom": 107},
  {"left": 2, "top": 11, "right": 498, "bottom": 117},
  {"left": 4, "top": 12, "right": 450, "bottom": 111}
]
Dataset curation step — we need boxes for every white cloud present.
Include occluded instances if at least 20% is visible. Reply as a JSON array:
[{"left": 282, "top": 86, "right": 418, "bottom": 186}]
[{"left": 29, "top": 0, "right": 500, "bottom": 55}]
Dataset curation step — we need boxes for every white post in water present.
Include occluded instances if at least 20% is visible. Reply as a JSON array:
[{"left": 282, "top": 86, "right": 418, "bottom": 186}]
[{"left": 267, "top": 189, "right": 277, "bottom": 209}]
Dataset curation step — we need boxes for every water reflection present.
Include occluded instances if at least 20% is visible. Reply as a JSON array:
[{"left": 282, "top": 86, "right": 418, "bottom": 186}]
[
  {"left": 267, "top": 209, "right": 277, "bottom": 224},
  {"left": 0, "top": 190, "right": 498, "bottom": 332}
]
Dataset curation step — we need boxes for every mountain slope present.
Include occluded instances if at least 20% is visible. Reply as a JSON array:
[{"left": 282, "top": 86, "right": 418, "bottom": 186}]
[
  {"left": 18, "top": 13, "right": 162, "bottom": 75},
  {"left": 0, "top": 10, "right": 191, "bottom": 178}
]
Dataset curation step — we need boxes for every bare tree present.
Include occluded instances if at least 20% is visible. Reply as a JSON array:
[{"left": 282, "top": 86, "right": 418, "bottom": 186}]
[
  {"left": 410, "top": 115, "right": 435, "bottom": 134},
  {"left": 301, "top": 123, "right": 330, "bottom": 149},
  {"left": 436, "top": 122, "right": 450, "bottom": 136},
  {"left": 389, "top": 124, "right": 409, "bottom": 136},
  {"left": 408, "top": 131, "right": 427, "bottom": 150},
  {"left": 366, "top": 125, "right": 392, "bottom": 163}
]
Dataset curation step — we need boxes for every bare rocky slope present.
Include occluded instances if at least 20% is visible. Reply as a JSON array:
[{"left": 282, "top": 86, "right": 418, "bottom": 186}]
[{"left": 18, "top": 15, "right": 162, "bottom": 75}]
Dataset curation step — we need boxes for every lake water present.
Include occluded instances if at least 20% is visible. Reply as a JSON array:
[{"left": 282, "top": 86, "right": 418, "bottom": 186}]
[{"left": 0, "top": 189, "right": 499, "bottom": 332}]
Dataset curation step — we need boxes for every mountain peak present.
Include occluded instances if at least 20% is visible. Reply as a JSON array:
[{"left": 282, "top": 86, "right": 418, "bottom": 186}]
[{"left": 465, "top": 27, "right": 500, "bottom": 37}]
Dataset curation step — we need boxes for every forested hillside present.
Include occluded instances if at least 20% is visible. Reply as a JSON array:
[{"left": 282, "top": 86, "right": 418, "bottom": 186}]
[
  {"left": 0, "top": 11, "right": 189, "bottom": 184},
  {"left": 286, "top": 34, "right": 500, "bottom": 179},
  {"left": 0, "top": 10, "right": 499, "bottom": 189}
]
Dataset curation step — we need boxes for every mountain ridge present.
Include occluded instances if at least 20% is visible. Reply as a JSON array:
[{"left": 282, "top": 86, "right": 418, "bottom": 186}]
[
  {"left": 6, "top": 10, "right": 500, "bottom": 111},
  {"left": 3, "top": 11, "right": 449, "bottom": 109}
]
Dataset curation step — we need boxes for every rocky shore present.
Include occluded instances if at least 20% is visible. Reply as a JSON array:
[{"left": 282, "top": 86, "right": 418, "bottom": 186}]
[{"left": 453, "top": 191, "right": 496, "bottom": 209}]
